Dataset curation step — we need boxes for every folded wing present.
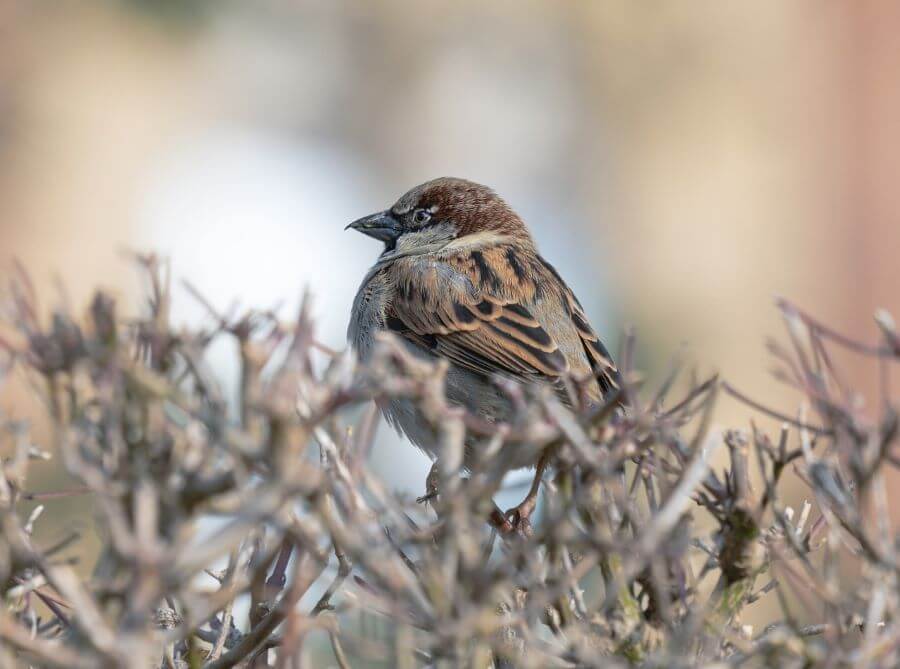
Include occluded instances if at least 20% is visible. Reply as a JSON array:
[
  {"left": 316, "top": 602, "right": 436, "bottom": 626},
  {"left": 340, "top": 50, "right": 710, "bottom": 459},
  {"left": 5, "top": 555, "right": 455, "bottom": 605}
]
[{"left": 387, "top": 249, "right": 581, "bottom": 386}]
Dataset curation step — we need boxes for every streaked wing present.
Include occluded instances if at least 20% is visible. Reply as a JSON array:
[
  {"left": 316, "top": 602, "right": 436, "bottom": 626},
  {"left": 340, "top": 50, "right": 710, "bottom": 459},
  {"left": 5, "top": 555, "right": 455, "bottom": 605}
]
[
  {"left": 385, "top": 255, "right": 569, "bottom": 381},
  {"left": 534, "top": 255, "right": 620, "bottom": 396},
  {"left": 568, "top": 296, "right": 619, "bottom": 394}
]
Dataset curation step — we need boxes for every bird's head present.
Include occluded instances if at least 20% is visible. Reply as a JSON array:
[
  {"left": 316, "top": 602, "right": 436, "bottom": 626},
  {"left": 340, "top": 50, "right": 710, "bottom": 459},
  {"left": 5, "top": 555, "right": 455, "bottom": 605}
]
[{"left": 347, "top": 177, "right": 530, "bottom": 254}]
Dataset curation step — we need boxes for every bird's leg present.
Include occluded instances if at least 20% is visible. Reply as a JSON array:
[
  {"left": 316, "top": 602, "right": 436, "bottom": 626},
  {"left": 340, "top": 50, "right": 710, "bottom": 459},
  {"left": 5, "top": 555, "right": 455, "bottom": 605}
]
[
  {"left": 416, "top": 461, "right": 440, "bottom": 505},
  {"left": 504, "top": 452, "right": 550, "bottom": 535},
  {"left": 418, "top": 459, "right": 535, "bottom": 539}
]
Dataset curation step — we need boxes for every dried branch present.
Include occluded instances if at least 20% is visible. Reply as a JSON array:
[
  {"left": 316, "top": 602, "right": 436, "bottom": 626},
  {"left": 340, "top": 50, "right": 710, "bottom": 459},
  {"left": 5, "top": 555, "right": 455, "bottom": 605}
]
[{"left": 0, "top": 266, "right": 897, "bottom": 668}]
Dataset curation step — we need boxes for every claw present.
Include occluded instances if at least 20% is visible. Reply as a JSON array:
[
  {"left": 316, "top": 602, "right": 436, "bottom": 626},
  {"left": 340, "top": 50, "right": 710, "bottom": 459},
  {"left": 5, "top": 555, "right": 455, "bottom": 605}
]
[
  {"left": 504, "top": 505, "right": 535, "bottom": 538},
  {"left": 416, "top": 491, "right": 437, "bottom": 505},
  {"left": 418, "top": 462, "right": 440, "bottom": 506}
]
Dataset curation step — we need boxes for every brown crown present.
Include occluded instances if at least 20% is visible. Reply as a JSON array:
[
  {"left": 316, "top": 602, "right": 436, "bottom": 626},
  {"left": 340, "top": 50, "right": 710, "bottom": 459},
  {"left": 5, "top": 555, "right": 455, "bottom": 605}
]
[{"left": 395, "top": 177, "right": 530, "bottom": 239}]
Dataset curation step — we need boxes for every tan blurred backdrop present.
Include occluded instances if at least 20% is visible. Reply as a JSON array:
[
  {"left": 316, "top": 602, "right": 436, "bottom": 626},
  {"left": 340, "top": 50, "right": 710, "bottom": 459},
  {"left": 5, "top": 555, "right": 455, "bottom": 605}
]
[{"left": 2, "top": 0, "right": 900, "bottom": 632}]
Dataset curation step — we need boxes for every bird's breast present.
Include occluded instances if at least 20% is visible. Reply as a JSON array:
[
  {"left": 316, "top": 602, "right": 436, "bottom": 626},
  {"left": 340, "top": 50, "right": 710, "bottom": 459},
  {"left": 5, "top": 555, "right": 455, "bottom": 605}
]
[{"left": 348, "top": 268, "right": 391, "bottom": 361}]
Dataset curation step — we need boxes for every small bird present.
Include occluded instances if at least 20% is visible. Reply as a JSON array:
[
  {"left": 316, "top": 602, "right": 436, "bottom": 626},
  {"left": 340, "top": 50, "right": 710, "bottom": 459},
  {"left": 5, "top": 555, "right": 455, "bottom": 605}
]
[{"left": 347, "top": 177, "right": 618, "bottom": 529}]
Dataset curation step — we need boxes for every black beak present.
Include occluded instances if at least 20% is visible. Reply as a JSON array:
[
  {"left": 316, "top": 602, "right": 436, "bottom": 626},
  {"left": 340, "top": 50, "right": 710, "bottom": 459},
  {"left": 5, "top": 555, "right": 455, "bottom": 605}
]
[{"left": 345, "top": 210, "right": 402, "bottom": 245}]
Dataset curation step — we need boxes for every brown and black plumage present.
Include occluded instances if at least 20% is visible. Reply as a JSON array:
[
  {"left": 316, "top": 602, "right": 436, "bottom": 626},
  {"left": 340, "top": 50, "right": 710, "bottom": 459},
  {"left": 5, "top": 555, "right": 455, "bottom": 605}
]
[{"left": 347, "top": 177, "right": 618, "bottom": 527}]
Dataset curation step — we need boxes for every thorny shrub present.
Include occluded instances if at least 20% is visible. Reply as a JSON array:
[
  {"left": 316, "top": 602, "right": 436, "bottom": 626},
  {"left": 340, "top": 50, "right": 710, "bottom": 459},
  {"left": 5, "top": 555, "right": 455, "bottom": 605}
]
[{"left": 0, "top": 257, "right": 899, "bottom": 668}]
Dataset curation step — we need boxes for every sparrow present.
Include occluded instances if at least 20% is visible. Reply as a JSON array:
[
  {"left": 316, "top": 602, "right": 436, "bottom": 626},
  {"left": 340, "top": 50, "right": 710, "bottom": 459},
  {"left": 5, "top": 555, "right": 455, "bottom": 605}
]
[{"left": 347, "top": 177, "right": 618, "bottom": 529}]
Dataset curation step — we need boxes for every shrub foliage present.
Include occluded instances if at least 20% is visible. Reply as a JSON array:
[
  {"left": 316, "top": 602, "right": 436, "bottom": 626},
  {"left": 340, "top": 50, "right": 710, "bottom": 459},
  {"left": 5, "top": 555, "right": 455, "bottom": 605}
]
[{"left": 1, "top": 258, "right": 898, "bottom": 668}]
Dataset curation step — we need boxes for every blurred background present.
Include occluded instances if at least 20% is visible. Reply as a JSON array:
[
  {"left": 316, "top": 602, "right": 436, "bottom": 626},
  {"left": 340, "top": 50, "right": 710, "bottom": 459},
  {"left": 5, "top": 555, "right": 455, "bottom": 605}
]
[{"left": 2, "top": 0, "right": 900, "bottom": 646}]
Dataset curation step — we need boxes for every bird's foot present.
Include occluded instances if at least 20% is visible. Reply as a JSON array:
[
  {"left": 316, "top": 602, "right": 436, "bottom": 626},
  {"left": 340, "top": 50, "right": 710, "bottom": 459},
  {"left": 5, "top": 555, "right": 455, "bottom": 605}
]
[
  {"left": 503, "top": 502, "right": 536, "bottom": 539},
  {"left": 416, "top": 490, "right": 437, "bottom": 505},
  {"left": 416, "top": 462, "right": 440, "bottom": 506}
]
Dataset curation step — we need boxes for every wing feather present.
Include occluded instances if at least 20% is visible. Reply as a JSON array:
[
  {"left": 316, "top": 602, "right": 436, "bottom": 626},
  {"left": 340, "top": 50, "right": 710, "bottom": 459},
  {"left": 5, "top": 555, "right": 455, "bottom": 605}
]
[
  {"left": 386, "top": 251, "right": 569, "bottom": 381},
  {"left": 536, "top": 255, "right": 620, "bottom": 395},
  {"left": 384, "top": 246, "right": 619, "bottom": 401}
]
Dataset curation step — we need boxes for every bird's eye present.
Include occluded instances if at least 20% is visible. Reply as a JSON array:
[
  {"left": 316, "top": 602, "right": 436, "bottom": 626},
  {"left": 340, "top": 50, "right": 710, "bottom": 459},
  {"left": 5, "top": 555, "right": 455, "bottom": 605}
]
[{"left": 412, "top": 209, "right": 431, "bottom": 225}]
